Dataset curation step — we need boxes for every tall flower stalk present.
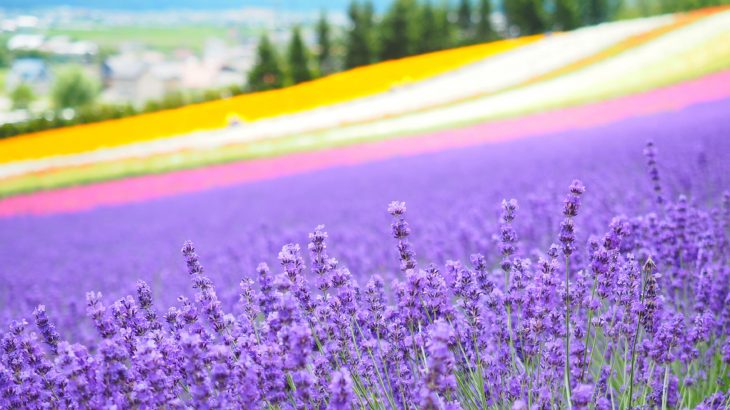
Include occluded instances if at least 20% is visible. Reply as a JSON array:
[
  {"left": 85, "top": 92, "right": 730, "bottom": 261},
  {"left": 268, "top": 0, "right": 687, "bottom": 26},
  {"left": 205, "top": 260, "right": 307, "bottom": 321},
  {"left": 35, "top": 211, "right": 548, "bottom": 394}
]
[{"left": 559, "top": 179, "right": 586, "bottom": 407}]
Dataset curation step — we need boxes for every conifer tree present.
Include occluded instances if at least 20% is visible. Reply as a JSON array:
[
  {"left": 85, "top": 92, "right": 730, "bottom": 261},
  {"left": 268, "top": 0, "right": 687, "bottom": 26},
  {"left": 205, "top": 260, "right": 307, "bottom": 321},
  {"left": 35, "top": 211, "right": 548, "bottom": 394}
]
[
  {"left": 434, "top": 1, "right": 455, "bottom": 49},
  {"left": 418, "top": 1, "right": 440, "bottom": 53},
  {"left": 379, "top": 0, "right": 419, "bottom": 61},
  {"left": 583, "top": 0, "right": 609, "bottom": 25},
  {"left": 504, "top": 0, "right": 547, "bottom": 35},
  {"left": 457, "top": 0, "right": 474, "bottom": 35},
  {"left": 287, "top": 26, "right": 313, "bottom": 85},
  {"left": 247, "top": 34, "right": 284, "bottom": 91},
  {"left": 345, "top": 1, "right": 375, "bottom": 68},
  {"left": 476, "top": 0, "right": 496, "bottom": 41},
  {"left": 554, "top": 0, "right": 580, "bottom": 30},
  {"left": 316, "top": 12, "right": 334, "bottom": 75}
]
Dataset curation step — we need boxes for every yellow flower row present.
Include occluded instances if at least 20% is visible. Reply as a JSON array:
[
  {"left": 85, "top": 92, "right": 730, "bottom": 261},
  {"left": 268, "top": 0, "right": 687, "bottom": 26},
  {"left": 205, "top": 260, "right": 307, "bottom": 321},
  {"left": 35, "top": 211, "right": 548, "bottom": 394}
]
[{"left": 0, "top": 35, "right": 540, "bottom": 165}]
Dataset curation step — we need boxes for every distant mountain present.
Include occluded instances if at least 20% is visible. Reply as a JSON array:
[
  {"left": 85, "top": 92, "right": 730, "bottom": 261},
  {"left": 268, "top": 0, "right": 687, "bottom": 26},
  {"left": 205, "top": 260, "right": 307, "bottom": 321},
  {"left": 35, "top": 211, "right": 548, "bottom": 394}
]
[{"left": 0, "top": 0, "right": 395, "bottom": 12}]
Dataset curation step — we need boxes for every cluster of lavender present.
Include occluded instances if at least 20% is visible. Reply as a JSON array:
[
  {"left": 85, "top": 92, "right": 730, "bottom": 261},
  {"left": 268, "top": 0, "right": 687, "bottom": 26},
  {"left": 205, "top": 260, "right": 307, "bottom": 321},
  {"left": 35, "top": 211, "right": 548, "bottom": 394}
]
[
  {"left": 3, "top": 102, "right": 730, "bottom": 336},
  {"left": 2, "top": 154, "right": 730, "bottom": 408}
]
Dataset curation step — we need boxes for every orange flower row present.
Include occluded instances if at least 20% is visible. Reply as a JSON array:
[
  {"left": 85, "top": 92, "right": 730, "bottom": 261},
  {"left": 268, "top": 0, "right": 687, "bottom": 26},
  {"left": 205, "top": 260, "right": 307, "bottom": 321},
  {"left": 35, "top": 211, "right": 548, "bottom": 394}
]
[{"left": 0, "top": 35, "right": 540, "bottom": 165}]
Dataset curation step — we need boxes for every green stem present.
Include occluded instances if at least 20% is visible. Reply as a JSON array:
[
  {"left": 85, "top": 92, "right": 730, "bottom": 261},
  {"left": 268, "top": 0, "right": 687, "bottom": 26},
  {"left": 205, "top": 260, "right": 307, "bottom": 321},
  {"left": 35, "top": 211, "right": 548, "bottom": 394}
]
[
  {"left": 506, "top": 304, "right": 518, "bottom": 371},
  {"left": 501, "top": 261, "right": 523, "bottom": 378},
  {"left": 580, "top": 279, "right": 597, "bottom": 382},
  {"left": 627, "top": 259, "right": 654, "bottom": 408},
  {"left": 661, "top": 366, "right": 670, "bottom": 410},
  {"left": 564, "top": 256, "right": 573, "bottom": 409},
  {"left": 626, "top": 325, "right": 642, "bottom": 409}
]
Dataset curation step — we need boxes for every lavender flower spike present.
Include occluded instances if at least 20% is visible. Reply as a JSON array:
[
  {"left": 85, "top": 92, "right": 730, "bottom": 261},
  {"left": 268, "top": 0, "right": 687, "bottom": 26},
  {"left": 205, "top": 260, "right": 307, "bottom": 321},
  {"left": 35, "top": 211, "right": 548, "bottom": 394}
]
[
  {"left": 643, "top": 140, "right": 664, "bottom": 205},
  {"left": 328, "top": 368, "right": 354, "bottom": 410},
  {"left": 33, "top": 305, "right": 61, "bottom": 355},
  {"left": 389, "top": 201, "right": 417, "bottom": 273}
]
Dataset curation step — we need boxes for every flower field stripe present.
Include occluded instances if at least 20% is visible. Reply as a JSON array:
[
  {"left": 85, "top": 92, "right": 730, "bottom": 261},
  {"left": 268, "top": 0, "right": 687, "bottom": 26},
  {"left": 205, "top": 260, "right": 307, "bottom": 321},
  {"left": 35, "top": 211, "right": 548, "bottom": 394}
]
[
  {"left": 1, "top": 68, "right": 729, "bottom": 218},
  {"left": 0, "top": 14, "right": 687, "bottom": 181},
  {"left": 0, "top": 36, "right": 539, "bottom": 165},
  {"left": 301, "top": 9, "right": 730, "bottom": 149},
  {"left": 519, "top": 6, "right": 716, "bottom": 86},
  {"left": 0, "top": 11, "right": 727, "bottom": 198}
]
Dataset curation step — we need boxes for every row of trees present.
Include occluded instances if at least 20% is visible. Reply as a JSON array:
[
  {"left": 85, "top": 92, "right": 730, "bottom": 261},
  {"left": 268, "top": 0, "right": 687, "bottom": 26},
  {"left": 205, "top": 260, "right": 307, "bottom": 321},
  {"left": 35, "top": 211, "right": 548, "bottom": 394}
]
[
  {"left": 246, "top": 0, "right": 727, "bottom": 91},
  {"left": 248, "top": 0, "right": 498, "bottom": 91},
  {"left": 8, "top": 67, "right": 99, "bottom": 111}
]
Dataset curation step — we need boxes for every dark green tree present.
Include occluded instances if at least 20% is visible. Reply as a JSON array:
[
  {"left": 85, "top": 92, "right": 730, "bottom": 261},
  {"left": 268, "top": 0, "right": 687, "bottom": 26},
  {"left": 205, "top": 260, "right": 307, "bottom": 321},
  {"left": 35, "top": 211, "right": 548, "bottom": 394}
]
[
  {"left": 51, "top": 66, "right": 98, "bottom": 109},
  {"left": 379, "top": 0, "right": 419, "bottom": 61},
  {"left": 316, "top": 12, "right": 335, "bottom": 75},
  {"left": 504, "top": 0, "right": 547, "bottom": 35},
  {"left": 554, "top": 0, "right": 581, "bottom": 30},
  {"left": 417, "top": 1, "right": 440, "bottom": 53},
  {"left": 345, "top": 1, "right": 375, "bottom": 68},
  {"left": 456, "top": 0, "right": 474, "bottom": 43},
  {"left": 10, "top": 83, "right": 35, "bottom": 110},
  {"left": 287, "top": 26, "right": 314, "bottom": 85},
  {"left": 435, "top": 2, "right": 456, "bottom": 49},
  {"left": 583, "top": 0, "right": 610, "bottom": 25},
  {"left": 475, "top": 0, "right": 496, "bottom": 41},
  {"left": 247, "top": 34, "right": 284, "bottom": 91},
  {"left": 458, "top": 0, "right": 474, "bottom": 36}
]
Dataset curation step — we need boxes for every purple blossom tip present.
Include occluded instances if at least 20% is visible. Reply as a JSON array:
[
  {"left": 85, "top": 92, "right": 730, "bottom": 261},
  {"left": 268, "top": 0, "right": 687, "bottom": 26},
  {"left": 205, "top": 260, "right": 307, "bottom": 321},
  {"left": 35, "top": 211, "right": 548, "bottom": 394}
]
[
  {"left": 569, "top": 179, "right": 586, "bottom": 195},
  {"left": 387, "top": 201, "right": 407, "bottom": 216}
]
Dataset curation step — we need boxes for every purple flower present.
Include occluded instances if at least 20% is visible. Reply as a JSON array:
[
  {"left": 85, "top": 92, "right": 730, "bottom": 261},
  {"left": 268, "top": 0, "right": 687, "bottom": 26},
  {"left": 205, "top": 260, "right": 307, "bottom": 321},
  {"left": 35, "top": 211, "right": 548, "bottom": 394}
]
[
  {"left": 389, "top": 201, "right": 417, "bottom": 272},
  {"left": 643, "top": 140, "right": 664, "bottom": 205},
  {"left": 420, "top": 320, "right": 457, "bottom": 406},
  {"left": 572, "top": 383, "right": 594, "bottom": 409},
  {"left": 499, "top": 199, "right": 519, "bottom": 274},
  {"left": 33, "top": 305, "right": 61, "bottom": 354},
  {"left": 327, "top": 368, "right": 354, "bottom": 409},
  {"left": 309, "top": 225, "right": 336, "bottom": 293}
]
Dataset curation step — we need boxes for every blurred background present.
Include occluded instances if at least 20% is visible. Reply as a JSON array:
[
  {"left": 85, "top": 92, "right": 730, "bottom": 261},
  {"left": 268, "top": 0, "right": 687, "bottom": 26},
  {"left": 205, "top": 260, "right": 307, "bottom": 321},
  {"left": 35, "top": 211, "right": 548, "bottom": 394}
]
[{"left": 0, "top": 0, "right": 725, "bottom": 132}]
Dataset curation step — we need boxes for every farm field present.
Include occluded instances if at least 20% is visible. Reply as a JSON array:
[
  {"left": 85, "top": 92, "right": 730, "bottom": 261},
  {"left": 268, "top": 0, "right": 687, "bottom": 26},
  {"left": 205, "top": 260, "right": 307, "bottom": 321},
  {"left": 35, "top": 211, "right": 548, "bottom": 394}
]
[
  {"left": 46, "top": 25, "right": 237, "bottom": 53},
  {"left": 1, "top": 6, "right": 730, "bottom": 410},
  {"left": 1, "top": 94, "right": 729, "bottom": 408}
]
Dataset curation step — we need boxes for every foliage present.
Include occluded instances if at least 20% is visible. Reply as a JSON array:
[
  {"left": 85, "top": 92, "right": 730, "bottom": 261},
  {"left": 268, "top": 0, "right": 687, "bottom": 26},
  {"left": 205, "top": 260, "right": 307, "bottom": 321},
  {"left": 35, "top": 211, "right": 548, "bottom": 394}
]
[
  {"left": 287, "top": 26, "right": 314, "bottom": 85},
  {"left": 345, "top": 1, "right": 376, "bottom": 68},
  {"left": 457, "top": 0, "right": 474, "bottom": 39},
  {"left": 247, "top": 34, "right": 285, "bottom": 92},
  {"left": 0, "top": 44, "right": 10, "bottom": 69},
  {"left": 475, "top": 0, "right": 496, "bottom": 42},
  {"left": 555, "top": 0, "right": 581, "bottom": 30},
  {"left": 504, "top": 0, "right": 548, "bottom": 35},
  {"left": 379, "top": 0, "right": 420, "bottom": 61},
  {"left": 417, "top": 1, "right": 455, "bottom": 53},
  {"left": 417, "top": 1, "right": 439, "bottom": 53},
  {"left": 583, "top": 0, "right": 611, "bottom": 26},
  {"left": 50, "top": 66, "right": 98, "bottom": 109},
  {"left": 316, "top": 12, "right": 335, "bottom": 75},
  {"left": 10, "top": 83, "right": 35, "bottom": 110}
]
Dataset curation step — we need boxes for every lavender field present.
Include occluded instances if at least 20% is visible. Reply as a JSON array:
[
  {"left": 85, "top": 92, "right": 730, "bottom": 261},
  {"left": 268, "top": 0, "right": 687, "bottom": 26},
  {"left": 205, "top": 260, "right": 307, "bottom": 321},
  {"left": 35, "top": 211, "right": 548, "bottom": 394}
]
[{"left": 1, "top": 97, "right": 730, "bottom": 408}]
